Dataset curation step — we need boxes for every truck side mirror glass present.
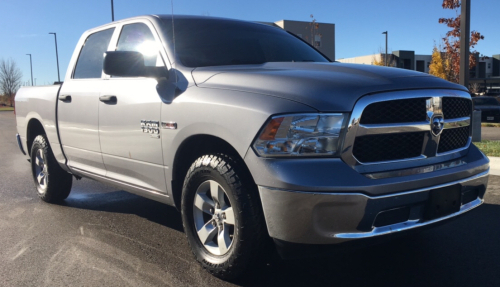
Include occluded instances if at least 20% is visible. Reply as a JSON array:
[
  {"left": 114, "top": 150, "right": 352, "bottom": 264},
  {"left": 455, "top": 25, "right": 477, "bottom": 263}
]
[{"left": 103, "top": 51, "right": 168, "bottom": 78}]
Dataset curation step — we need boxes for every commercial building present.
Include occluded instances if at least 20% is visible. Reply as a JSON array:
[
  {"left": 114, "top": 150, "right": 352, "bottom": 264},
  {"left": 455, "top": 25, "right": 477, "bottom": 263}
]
[
  {"left": 261, "top": 20, "right": 336, "bottom": 60},
  {"left": 337, "top": 51, "right": 432, "bottom": 73},
  {"left": 338, "top": 51, "right": 500, "bottom": 94},
  {"left": 472, "top": 54, "right": 500, "bottom": 94}
]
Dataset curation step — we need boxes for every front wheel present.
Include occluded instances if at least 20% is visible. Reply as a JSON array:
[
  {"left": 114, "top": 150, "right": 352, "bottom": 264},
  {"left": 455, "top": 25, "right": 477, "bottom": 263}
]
[
  {"left": 30, "top": 135, "right": 72, "bottom": 203},
  {"left": 181, "top": 154, "right": 270, "bottom": 280}
]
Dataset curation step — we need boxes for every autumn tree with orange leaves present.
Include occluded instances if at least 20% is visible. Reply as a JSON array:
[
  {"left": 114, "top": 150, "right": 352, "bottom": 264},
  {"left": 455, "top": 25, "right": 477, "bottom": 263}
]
[
  {"left": 439, "top": 0, "right": 484, "bottom": 83},
  {"left": 305, "top": 15, "right": 322, "bottom": 48}
]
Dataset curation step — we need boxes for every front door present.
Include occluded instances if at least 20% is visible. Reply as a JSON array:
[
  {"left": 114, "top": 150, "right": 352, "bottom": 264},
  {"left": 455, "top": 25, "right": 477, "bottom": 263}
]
[{"left": 99, "top": 21, "right": 167, "bottom": 193}]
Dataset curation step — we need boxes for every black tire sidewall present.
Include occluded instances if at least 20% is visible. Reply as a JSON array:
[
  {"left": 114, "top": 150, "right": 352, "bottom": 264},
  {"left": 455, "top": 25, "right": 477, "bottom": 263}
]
[
  {"left": 30, "top": 136, "right": 50, "bottom": 196},
  {"left": 30, "top": 135, "right": 72, "bottom": 202},
  {"left": 182, "top": 162, "right": 241, "bottom": 266}
]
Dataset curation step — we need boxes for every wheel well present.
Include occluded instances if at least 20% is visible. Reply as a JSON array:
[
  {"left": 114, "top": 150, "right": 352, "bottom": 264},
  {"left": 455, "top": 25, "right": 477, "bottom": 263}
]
[
  {"left": 26, "top": 119, "right": 45, "bottom": 153},
  {"left": 171, "top": 135, "right": 253, "bottom": 210}
]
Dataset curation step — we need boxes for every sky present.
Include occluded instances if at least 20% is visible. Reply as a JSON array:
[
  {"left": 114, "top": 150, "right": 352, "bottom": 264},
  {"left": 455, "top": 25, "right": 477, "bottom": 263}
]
[{"left": 1, "top": 0, "right": 499, "bottom": 86}]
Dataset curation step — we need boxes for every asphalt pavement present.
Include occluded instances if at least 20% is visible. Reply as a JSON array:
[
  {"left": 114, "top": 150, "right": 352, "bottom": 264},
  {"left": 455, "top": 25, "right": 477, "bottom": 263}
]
[
  {"left": 481, "top": 126, "right": 500, "bottom": 141},
  {"left": 1, "top": 110, "right": 500, "bottom": 287}
]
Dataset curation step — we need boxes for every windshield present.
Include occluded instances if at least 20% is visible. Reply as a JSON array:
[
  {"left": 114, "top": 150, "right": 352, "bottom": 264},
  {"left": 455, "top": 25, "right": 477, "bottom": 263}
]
[
  {"left": 160, "top": 17, "right": 329, "bottom": 67},
  {"left": 473, "top": 97, "right": 499, "bottom": 106}
]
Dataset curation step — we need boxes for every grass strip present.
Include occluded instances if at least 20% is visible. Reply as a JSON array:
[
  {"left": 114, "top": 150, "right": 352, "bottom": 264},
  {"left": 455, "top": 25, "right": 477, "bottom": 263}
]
[
  {"left": 481, "top": 123, "right": 500, "bottom": 128},
  {"left": 474, "top": 140, "right": 500, "bottom": 157}
]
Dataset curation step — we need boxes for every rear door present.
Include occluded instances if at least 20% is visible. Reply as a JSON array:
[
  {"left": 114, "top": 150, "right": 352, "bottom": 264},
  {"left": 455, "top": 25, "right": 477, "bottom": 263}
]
[
  {"left": 58, "top": 28, "right": 115, "bottom": 176},
  {"left": 99, "top": 21, "right": 168, "bottom": 194}
]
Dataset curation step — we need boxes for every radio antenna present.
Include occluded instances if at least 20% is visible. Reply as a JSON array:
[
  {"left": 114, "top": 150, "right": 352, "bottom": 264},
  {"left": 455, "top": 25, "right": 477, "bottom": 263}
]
[{"left": 171, "top": 0, "right": 177, "bottom": 83}]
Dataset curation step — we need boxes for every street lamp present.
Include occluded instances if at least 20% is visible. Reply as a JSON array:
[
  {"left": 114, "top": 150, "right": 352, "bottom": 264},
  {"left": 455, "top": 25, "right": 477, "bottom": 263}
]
[
  {"left": 459, "top": 0, "right": 470, "bottom": 87},
  {"left": 111, "top": 0, "right": 114, "bottom": 21},
  {"left": 382, "top": 31, "right": 388, "bottom": 66},
  {"left": 26, "top": 54, "right": 33, "bottom": 86},
  {"left": 49, "top": 33, "right": 61, "bottom": 83}
]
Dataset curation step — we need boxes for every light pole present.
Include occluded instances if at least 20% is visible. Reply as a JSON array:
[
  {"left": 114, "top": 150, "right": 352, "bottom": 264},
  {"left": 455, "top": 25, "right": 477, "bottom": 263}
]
[
  {"left": 382, "top": 31, "right": 388, "bottom": 66},
  {"left": 49, "top": 33, "right": 61, "bottom": 83},
  {"left": 26, "top": 54, "right": 33, "bottom": 86},
  {"left": 459, "top": 0, "right": 470, "bottom": 88},
  {"left": 111, "top": 0, "right": 114, "bottom": 21}
]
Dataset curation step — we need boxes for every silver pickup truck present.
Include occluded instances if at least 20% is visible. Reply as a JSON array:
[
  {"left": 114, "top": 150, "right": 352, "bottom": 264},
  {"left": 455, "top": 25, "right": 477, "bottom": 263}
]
[{"left": 15, "top": 15, "right": 489, "bottom": 279}]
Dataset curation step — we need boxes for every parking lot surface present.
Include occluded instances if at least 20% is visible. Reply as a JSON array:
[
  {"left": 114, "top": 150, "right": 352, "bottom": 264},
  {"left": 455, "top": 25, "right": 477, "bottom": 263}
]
[
  {"left": 481, "top": 126, "right": 500, "bottom": 141},
  {"left": 1, "top": 110, "right": 500, "bottom": 287}
]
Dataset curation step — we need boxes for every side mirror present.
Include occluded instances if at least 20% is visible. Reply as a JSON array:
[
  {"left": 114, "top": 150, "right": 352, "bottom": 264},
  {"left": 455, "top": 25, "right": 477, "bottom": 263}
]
[{"left": 103, "top": 51, "right": 168, "bottom": 78}]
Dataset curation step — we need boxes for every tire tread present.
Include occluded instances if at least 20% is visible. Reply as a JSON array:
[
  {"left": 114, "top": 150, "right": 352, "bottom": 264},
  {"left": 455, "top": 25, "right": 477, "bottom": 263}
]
[
  {"left": 30, "top": 135, "right": 72, "bottom": 203},
  {"left": 181, "top": 153, "right": 270, "bottom": 280}
]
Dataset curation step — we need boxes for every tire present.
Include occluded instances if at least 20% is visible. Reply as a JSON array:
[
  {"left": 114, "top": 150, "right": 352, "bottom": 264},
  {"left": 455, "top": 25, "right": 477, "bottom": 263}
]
[
  {"left": 30, "top": 135, "right": 72, "bottom": 203},
  {"left": 181, "top": 154, "right": 270, "bottom": 280}
]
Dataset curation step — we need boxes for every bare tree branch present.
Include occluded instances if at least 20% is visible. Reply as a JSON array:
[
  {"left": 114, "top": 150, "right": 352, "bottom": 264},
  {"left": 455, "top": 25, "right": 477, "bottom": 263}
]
[{"left": 0, "top": 58, "right": 23, "bottom": 107}]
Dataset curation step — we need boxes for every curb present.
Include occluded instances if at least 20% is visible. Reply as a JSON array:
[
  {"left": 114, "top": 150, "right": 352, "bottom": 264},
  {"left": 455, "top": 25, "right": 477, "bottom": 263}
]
[{"left": 488, "top": 156, "right": 500, "bottom": 176}]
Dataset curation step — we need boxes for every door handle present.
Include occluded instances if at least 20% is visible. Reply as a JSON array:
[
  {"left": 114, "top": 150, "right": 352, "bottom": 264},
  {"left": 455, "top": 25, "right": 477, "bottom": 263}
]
[
  {"left": 58, "top": 95, "right": 71, "bottom": 102},
  {"left": 99, "top": 95, "right": 117, "bottom": 104}
]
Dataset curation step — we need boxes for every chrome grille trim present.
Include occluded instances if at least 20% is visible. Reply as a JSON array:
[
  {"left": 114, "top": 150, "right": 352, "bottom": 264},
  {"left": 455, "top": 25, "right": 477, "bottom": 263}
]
[
  {"left": 358, "top": 122, "right": 430, "bottom": 136},
  {"left": 358, "top": 117, "right": 471, "bottom": 136},
  {"left": 443, "top": 117, "right": 470, "bottom": 129},
  {"left": 341, "top": 89, "right": 472, "bottom": 172}
]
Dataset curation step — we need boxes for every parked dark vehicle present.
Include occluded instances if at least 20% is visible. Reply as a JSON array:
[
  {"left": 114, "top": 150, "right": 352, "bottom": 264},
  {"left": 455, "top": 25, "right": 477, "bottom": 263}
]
[{"left": 473, "top": 97, "right": 500, "bottom": 122}]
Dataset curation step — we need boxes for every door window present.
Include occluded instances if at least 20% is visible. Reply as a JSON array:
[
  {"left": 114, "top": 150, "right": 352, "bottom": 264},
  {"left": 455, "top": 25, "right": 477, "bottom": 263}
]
[
  {"left": 73, "top": 28, "right": 115, "bottom": 79},
  {"left": 116, "top": 23, "right": 163, "bottom": 67}
]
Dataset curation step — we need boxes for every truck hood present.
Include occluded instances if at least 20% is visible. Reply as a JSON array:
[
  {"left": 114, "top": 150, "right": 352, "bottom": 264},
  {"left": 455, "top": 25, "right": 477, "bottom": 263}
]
[{"left": 192, "top": 62, "right": 467, "bottom": 111}]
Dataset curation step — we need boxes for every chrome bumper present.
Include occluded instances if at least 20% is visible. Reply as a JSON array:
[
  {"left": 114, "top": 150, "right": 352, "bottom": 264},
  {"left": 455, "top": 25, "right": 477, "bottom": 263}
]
[
  {"left": 259, "top": 170, "right": 489, "bottom": 244},
  {"left": 16, "top": 133, "right": 26, "bottom": 155}
]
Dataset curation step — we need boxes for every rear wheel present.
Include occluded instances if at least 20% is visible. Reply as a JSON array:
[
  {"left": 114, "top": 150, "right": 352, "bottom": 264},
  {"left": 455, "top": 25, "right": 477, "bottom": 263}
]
[
  {"left": 181, "top": 154, "right": 270, "bottom": 280},
  {"left": 30, "top": 135, "right": 72, "bottom": 203}
]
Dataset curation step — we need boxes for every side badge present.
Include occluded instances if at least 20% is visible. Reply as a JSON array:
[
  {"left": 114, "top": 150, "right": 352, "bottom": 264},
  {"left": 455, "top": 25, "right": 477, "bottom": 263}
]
[
  {"left": 162, "top": 122, "right": 177, "bottom": 130},
  {"left": 141, "top": 120, "right": 161, "bottom": 138}
]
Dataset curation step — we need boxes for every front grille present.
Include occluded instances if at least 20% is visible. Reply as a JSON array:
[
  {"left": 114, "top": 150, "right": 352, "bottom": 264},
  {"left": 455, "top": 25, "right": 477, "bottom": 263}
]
[
  {"left": 442, "top": 97, "right": 472, "bottom": 119},
  {"left": 438, "top": 126, "right": 470, "bottom": 153},
  {"left": 351, "top": 95, "right": 472, "bottom": 164},
  {"left": 360, "top": 98, "right": 427, "bottom": 124},
  {"left": 353, "top": 132, "right": 425, "bottom": 163}
]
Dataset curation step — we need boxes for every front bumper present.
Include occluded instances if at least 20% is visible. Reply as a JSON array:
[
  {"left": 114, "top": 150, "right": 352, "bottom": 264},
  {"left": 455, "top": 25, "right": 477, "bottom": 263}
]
[{"left": 259, "top": 170, "right": 488, "bottom": 244}]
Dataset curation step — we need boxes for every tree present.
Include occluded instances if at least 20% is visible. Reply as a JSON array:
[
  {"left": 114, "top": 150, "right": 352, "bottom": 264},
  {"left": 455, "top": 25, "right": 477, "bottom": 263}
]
[
  {"left": 305, "top": 14, "right": 322, "bottom": 48},
  {"left": 372, "top": 50, "right": 396, "bottom": 67},
  {"left": 469, "top": 82, "right": 481, "bottom": 96},
  {"left": 429, "top": 46, "right": 448, "bottom": 80},
  {"left": 439, "top": 0, "right": 484, "bottom": 83},
  {"left": 0, "top": 58, "right": 22, "bottom": 107}
]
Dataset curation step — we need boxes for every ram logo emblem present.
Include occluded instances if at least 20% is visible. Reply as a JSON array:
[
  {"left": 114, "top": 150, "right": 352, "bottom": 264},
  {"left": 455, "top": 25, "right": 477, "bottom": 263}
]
[{"left": 431, "top": 116, "right": 444, "bottom": 137}]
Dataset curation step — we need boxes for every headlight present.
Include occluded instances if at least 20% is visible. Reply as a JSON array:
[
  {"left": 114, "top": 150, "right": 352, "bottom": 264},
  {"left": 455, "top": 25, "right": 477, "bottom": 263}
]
[{"left": 253, "top": 113, "right": 347, "bottom": 157}]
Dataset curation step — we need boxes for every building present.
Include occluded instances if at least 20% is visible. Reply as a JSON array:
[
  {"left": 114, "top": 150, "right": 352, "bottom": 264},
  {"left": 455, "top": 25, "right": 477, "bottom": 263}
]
[
  {"left": 261, "top": 20, "right": 336, "bottom": 60},
  {"left": 473, "top": 55, "right": 500, "bottom": 78},
  {"left": 338, "top": 51, "right": 500, "bottom": 94},
  {"left": 471, "top": 54, "right": 500, "bottom": 94},
  {"left": 337, "top": 50, "right": 432, "bottom": 73}
]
